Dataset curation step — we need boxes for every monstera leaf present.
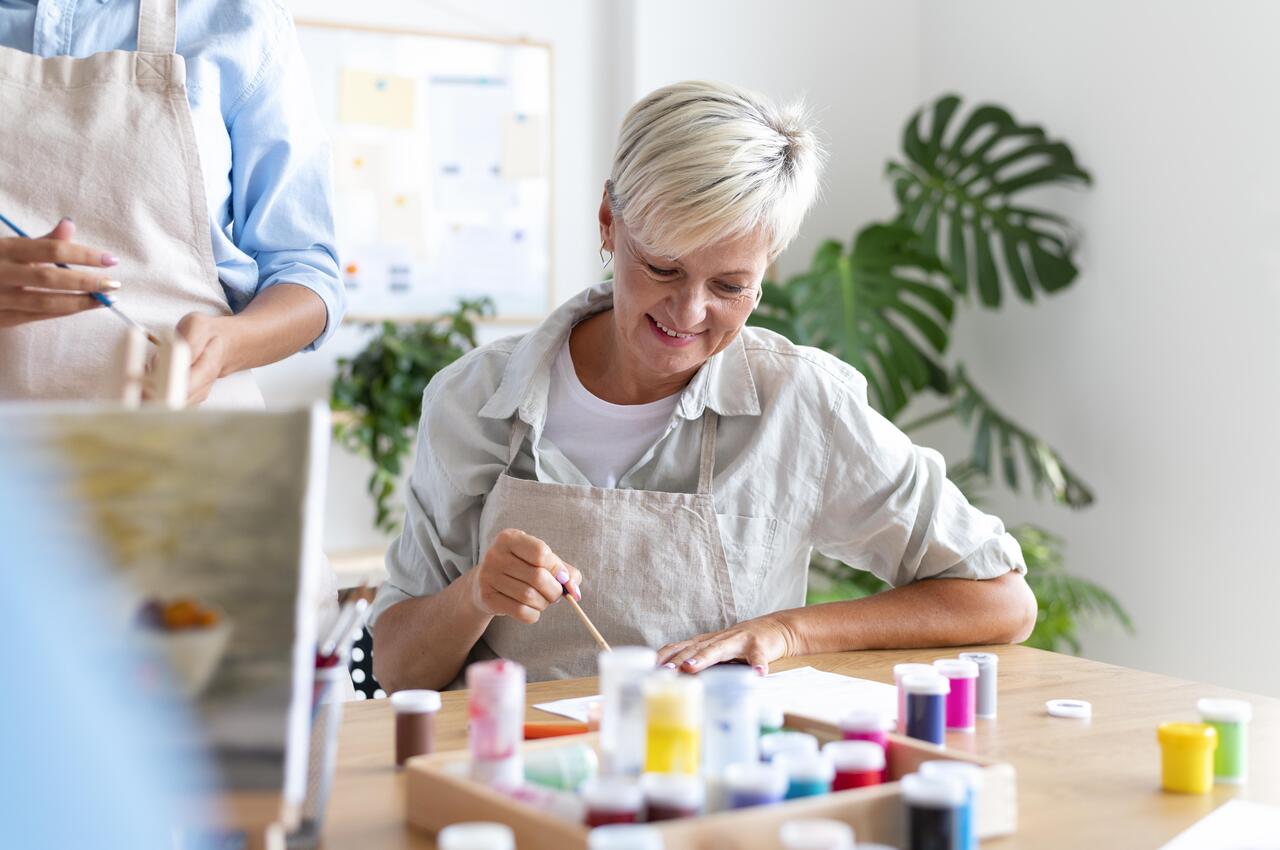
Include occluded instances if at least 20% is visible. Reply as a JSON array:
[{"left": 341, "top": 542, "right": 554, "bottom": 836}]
[
  {"left": 751, "top": 223, "right": 954, "bottom": 419},
  {"left": 887, "top": 94, "right": 1092, "bottom": 307}
]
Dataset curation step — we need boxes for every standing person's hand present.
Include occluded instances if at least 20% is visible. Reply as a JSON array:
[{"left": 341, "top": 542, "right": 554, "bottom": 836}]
[
  {"left": 0, "top": 218, "right": 120, "bottom": 328},
  {"left": 468, "top": 529, "right": 584, "bottom": 624},
  {"left": 173, "top": 312, "right": 234, "bottom": 405}
]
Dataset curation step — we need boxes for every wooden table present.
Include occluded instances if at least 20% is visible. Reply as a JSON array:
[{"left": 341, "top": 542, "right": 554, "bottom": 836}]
[{"left": 321, "top": 646, "right": 1279, "bottom": 849}]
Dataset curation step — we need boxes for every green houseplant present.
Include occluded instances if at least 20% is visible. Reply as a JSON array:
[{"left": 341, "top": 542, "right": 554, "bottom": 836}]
[
  {"left": 752, "top": 94, "right": 1130, "bottom": 652},
  {"left": 331, "top": 298, "right": 493, "bottom": 533}
]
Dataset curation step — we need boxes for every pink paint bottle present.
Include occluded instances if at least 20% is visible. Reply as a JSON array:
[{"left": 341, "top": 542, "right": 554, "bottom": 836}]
[
  {"left": 893, "top": 664, "right": 935, "bottom": 733},
  {"left": 838, "top": 707, "right": 891, "bottom": 781},
  {"left": 933, "top": 658, "right": 979, "bottom": 732},
  {"left": 823, "top": 740, "right": 885, "bottom": 790},
  {"left": 467, "top": 659, "right": 526, "bottom": 786}
]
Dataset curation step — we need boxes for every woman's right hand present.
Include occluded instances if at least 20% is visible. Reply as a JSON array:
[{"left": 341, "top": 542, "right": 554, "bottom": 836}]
[
  {"left": 0, "top": 218, "right": 121, "bottom": 329},
  {"left": 470, "top": 528, "right": 584, "bottom": 624}
]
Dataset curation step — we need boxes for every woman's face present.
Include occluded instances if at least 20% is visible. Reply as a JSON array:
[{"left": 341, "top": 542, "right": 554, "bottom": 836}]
[{"left": 601, "top": 195, "right": 770, "bottom": 383}]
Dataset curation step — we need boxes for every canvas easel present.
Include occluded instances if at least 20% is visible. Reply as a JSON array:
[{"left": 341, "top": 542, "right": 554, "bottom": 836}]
[{"left": 112, "top": 327, "right": 191, "bottom": 409}]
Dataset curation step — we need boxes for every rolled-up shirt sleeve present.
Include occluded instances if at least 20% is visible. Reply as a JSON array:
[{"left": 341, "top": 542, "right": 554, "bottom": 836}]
[
  {"left": 225, "top": 7, "right": 345, "bottom": 349},
  {"left": 368, "top": 377, "right": 490, "bottom": 627},
  {"left": 810, "top": 379, "right": 1026, "bottom": 587}
]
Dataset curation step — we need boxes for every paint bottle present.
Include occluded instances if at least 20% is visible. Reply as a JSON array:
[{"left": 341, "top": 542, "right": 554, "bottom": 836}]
[
  {"left": 933, "top": 658, "right": 979, "bottom": 732},
  {"left": 894, "top": 663, "right": 935, "bottom": 733},
  {"left": 759, "top": 730, "right": 819, "bottom": 763},
  {"left": 643, "top": 670, "right": 703, "bottom": 775},
  {"left": 587, "top": 824, "right": 665, "bottom": 850},
  {"left": 823, "top": 740, "right": 885, "bottom": 790},
  {"left": 759, "top": 700, "right": 785, "bottom": 737},
  {"left": 778, "top": 818, "right": 856, "bottom": 850},
  {"left": 920, "top": 760, "right": 985, "bottom": 850},
  {"left": 701, "top": 665, "right": 761, "bottom": 775},
  {"left": 903, "top": 672, "right": 950, "bottom": 746},
  {"left": 777, "top": 750, "right": 835, "bottom": 799},
  {"left": 641, "top": 772, "right": 705, "bottom": 821},
  {"left": 722, "top": 761, "right": 789, "bottom": 809},
  {"left": 580, "top": 776, "right": 644, "bottom": 827},
  {"left": 958, "top": 652, "right": 998, "bottom": 719},
  {"left": 838, "top": 706, "right": 891, "bottom": 781},
  {"left": 437, "top": 823, "right": 515, "bottom": 850},
  {"left": 901, "top": 772, "right": 966, "bottom": 850},
  {"left": 524, "top": 741, "right": 599, "bottom": 791},
  {"left": 390, "top": 689, "right": 441, "bottom": 767},
  {"left": 1196, "top": 698, "right": 1251, "bottom": 784},
  {"left": 599, "top": 647, "right": 657, "bottom": 778},
  {"left": 493, "top": 782, "right": 586, "bottom": 823},
  {"left": 467, "top": 660, "right": 526, "bottom": 787},
  {"left": 1157, "top": 722, "right": 1218, "bottom": 794}
]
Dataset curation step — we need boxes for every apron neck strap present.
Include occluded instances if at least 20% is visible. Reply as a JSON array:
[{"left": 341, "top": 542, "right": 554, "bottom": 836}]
[
  {"left": 696, "top": 411, "right": 718, "bottom": 495},
  {"left": 137, "top": 0, "right": 178, "bottom": 55},
  {"left": 507, "top": 417, "right": 532, "bottom": 468}
]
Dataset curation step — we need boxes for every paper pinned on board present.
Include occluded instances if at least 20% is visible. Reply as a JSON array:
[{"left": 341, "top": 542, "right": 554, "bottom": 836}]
[
  {"left": 1156, "top": 800, "right": 1280, "bottom": 850},
  {"left": 501, "top": 113, "right": 545, "bottom": 179},
  {"left": 533, "top": 666, "right": 899, "bottom": 726},
  {"left": 377, "top": 192, "right": 426, "bottom": 249},
  {"left": 339, "top": 68, "right": 416, "bottom": 129},
  {"left": 333, "top": 137, "right": 392, "bottom": 192}
]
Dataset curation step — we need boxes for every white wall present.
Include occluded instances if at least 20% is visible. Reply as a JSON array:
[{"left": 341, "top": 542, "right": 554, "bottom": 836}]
[{"left": 916, "top": 0, "right": 1280, "bottom": 696}]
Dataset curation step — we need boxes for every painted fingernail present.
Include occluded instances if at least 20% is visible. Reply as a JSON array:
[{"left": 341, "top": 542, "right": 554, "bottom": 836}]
[
  {"left": 101, "top": 253, "right": 119, "bottom": 266},
  {"left": 555, "top": 568, "right": 569, "bottom": 584},
  {"left": 569, "top": 582, "right": 582, "bottom": 602},
  {"left": 60, "top": 216, "right": 73, "bottom": 225},
  {"left": 662, "top": 662, "right": 677, "bottom": 669},
  {"left": 753, "top": 665, "right": 766, "bottom": 676},
  {"left": 686, "top": 658, "right": 700, "bottom": 668},
  {"left": 101, "top": 279, "right": 121, "bottom": 290}
]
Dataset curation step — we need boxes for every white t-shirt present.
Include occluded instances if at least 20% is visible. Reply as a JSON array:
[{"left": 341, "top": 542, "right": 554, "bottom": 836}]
[{"left": 542, "top": 338, "right": 680, "bottom": 488}]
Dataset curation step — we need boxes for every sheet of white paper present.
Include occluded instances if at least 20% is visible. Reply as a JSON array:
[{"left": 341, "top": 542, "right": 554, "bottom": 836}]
[
  {"left": 1157, "top": 800, "right": 1280, "bottom": 850},
  {"left": 533, "top": 666, "right": 898, "bottom": 726}
]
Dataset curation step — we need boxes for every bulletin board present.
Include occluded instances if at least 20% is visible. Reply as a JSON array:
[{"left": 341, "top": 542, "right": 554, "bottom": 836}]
[{"left": 296, "top": 21, "right": 554, "bottom": 322}]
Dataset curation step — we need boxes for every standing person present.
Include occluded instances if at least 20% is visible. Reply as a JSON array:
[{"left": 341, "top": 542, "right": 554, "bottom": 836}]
[{"left": 0, "top": 0, "right": 344, "bottom": 406}]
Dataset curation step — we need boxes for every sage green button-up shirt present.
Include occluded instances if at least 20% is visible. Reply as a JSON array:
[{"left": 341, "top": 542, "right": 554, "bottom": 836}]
[{"left": 369, "top": 282, "right": 1025, "bottom": 627}]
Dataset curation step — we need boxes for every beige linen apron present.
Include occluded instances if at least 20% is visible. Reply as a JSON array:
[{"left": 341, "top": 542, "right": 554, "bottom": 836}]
[
  {"left": 475, "top": 411, "right": 740, "bottom": 682},
  {"left": 0, "top": 0, "right": 261, "bottom": 407}
]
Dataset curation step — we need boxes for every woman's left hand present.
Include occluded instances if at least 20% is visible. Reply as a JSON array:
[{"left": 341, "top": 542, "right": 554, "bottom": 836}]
[
  {"left": 143, "top": 312, "right": 235, "bottom": 405},
  {"left": 656, "top": 614, "right": 799, "bottom": 676}
]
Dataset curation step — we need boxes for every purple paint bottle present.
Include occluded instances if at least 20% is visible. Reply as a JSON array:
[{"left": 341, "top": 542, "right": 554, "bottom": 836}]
[
  {"left": 722, "top": 761, "right": 788, "bottom": 809},
  {"left": 903, "top": 672, "right": 950, "bottom": 746}
]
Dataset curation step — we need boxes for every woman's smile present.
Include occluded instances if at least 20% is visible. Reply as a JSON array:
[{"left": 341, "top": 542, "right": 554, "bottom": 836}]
[{"left": 646, "top": 314, "right": 703, "bottom": 347}]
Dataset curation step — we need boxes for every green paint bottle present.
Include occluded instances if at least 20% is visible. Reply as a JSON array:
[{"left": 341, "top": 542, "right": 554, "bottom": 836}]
[{"left": 1197, "top": 697, "right": 1251, "bottom": 784}]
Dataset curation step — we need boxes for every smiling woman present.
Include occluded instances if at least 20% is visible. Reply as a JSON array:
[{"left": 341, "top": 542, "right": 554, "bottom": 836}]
[{"left": 369, "top": 80, "right": 1036, "bottom": 692}]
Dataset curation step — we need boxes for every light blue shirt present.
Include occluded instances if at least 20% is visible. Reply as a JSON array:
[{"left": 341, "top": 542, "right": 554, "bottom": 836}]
[{"left": 0, "top": 0, "right": 345, "bottom": 348}]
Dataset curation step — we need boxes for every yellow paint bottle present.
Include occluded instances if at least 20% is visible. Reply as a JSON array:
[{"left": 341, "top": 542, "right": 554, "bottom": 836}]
[
  {"left": 644, "top": 670, "right": 703, "bottom": 775},
  {"left": 1157, "top": 722, "right": 1217, "bottom": 794}
]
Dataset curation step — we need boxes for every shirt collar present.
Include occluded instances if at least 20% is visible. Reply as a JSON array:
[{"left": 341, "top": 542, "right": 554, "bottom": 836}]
[{"left": 478, "top": 280, "right": 761, "bottom": 424}]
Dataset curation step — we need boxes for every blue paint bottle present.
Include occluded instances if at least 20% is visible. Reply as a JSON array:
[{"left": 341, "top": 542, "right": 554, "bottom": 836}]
[
  {"left": 903, "top": 672, "right": 950, "bottom": 746},
  {"left": 901, "top": 772, "right": 966, "bottom": 850},
  {"left": 920, "top": 760, "right": 985, "bottom": 850},
  {"left": 777, "top": 751, "right": 835, "bottom": 799}
]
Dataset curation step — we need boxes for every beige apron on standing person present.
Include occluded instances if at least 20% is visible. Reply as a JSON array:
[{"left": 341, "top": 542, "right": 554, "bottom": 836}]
[
  {"left": 0, "top": 0, "right": 262, "bottom": 407},
  {"left": 474, "top": 410, "right": 742, "bottom": 683}
]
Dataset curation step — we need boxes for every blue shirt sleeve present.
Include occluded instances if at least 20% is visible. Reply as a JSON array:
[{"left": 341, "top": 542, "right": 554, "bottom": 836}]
[{"left": 224, "top": 5, "right": 346, "bottom": 349}]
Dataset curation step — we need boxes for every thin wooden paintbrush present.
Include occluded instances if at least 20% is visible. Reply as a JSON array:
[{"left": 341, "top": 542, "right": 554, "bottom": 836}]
[{"left": 563, "top": 588, "right": 611, "bottom": 652}]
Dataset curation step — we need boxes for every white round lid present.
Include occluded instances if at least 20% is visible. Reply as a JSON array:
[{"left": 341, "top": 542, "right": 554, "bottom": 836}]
[
  {"left": 778, "top": 818, "right": 856, "bottom": 850},
  {"left": 760, "top": 731, "right": 819, "bottom": 760},
  {"left": 894, "top": 662, "right": 935, "bottom": 680},
  {"left": 579, "top": 777, "right": 644, "bottom": 811},
  {"left": 902, "top": 672, "right": 951, "bottom": 696},
  {"left": 600, "top": 646, "right": 658, "bottom": 673},
  {"left": 1197, "top": 697, "right": 1252, "bottom": 723},
  {"left": 919, "top": 759, "right": 985, "bottom": 791},
  {"left": 837, "top": 706, "right": 890, "bottom": 733},
  {"left": 723, "top": 761, "right": 789, "bottom": 795},
  {"left": 900, "top": 772, "right": 967, "bottom": 808},
  {"left": 775, "top": 751, "right": 835, "bottom": 782},
  {"left": 822, "top": 740, "right": 885, "bottom": 772},
  {"left": 958, "top": 651, "right": 998, "bottom": 668},
  {"left": 438, "top": 822, "right": 515, "bottom": 850},
  {"left": 933, "top": 658, "right": 980, "bottom": 679},
  {"left": 390, "top": 689, "right": 442, "bottom": 713},
  {"left": 1046, "top": 699, "right": 1092, "bottom": 719},
  {"left": 587, "top": 825, "right": 665, "bottom": 850}
]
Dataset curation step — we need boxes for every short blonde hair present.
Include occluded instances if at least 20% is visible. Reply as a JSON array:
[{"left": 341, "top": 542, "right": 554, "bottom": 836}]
[{"left": 607, "top": 80, "right": 824, "bottom": 261}]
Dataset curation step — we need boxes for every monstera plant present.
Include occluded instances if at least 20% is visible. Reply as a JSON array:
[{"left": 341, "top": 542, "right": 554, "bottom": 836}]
[{"left": 753, "top": 94, "right": 1130, "bottom": 653}]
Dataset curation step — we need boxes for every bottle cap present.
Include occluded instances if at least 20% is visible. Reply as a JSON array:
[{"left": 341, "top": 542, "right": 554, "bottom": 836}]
[
  {"left": 822, "top": 740, "right": 885, "bottom": 773},
  {"left": 900, "top": 772, "right": 966, "bottom": 809},
  {"left": 919, "top": 759, "right": 985, "bottom": 791},
  {"left": 1196, "top": 697, "right": 1252, "bottom": 724},
  {"left": 760, "top": 731, "right": 819, "bottom": 762},
  {"left": 438, "top": 822, "right": 515, "bottom": 850},
  {"left": 1045, "top": 699, "right": 1091, "bottom": 719},
  {"left": 902, "top": 672, "right": 951, "bottom": 696},
  {"left": 933, "top": 659, "right": 980, "bottom": 680},
  {"left": 778, "top": 818, "right": 856, "bottom": 850},
  {"left": 390, "top": 689, "right": 442, "bottom": 714},
  {"left": 837, "top": 707, "right": 891, "bottom": 734},
  {"left": 587, "top": 824, "right": 665, "bottom": 850}
]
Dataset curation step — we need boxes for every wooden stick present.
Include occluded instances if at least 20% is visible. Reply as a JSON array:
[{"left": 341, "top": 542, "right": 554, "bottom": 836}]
[{"left": 563, "top": 593, "right": 610, "bottom": 652}]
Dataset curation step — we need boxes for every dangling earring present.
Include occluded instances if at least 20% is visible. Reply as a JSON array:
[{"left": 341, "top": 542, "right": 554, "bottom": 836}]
[{"left": 599, "top": 241, "right": 613, "bottom": 268}]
